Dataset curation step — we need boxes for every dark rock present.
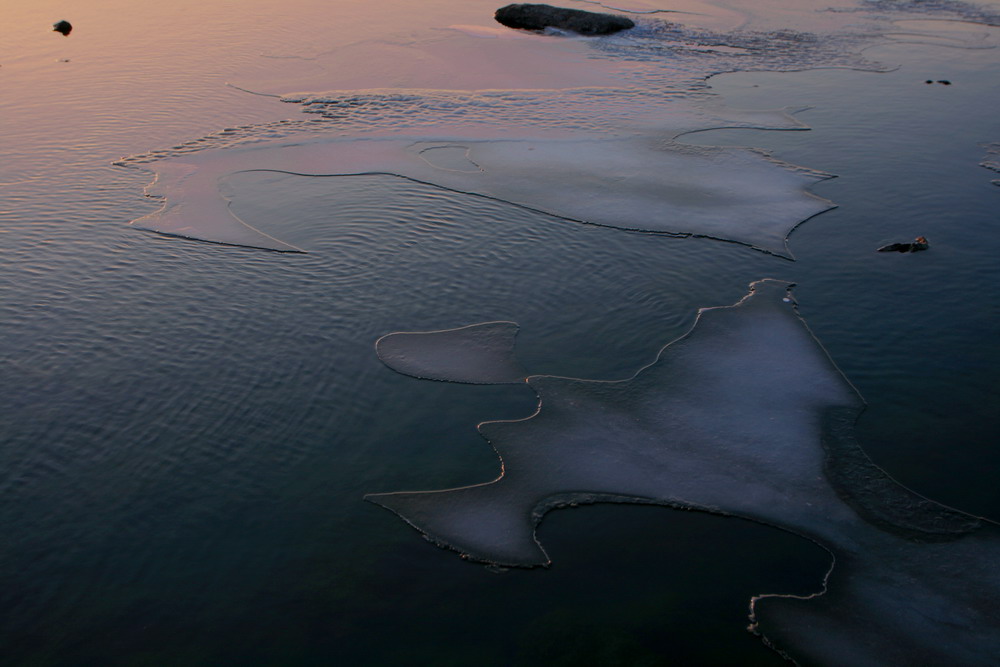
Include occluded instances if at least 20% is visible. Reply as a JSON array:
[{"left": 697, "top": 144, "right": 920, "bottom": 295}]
[
  {"left": 53, "top": 20, "right": 72, "bottom": 36},
  {"left": 494, "top": 3, "right": 634, "bottom": 35},
  {"left": 877, "top": 236, "right": 929, "bottom": 253},
  {"left": 937, "top": 79, "right": 951, "bottom": 85}
]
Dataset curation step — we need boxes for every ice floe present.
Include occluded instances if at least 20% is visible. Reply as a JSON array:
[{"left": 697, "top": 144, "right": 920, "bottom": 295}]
[
  {"left": 982, "top": 142, "right": 1000, "bottom": 186},
  {"left": 118, "top": 0, "right": 1000, "bottom": 257},
  {"left": 367, "top": 279, "right": 1000, "bottom": 665}
]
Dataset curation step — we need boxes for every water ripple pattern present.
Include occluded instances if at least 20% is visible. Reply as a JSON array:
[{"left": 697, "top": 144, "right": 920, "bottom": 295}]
[{"left": 982, "top": 142, "right": 1000, "bottom": 185}]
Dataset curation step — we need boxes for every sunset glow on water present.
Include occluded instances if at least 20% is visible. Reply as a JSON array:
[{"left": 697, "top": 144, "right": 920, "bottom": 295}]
[{"left": 3, "top": 0, "right": 999, "bottom": 664}]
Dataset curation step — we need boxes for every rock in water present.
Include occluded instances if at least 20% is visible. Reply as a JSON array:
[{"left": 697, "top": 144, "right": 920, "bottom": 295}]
[
  {"left": 877, "top": 236, "right": 929, "bottom": 253},
  {"left": 494, "top": 3, "right": 634, "bottom": 35},
  {"left": 53, "top": 20, "right": 73, "bottom": 36}
]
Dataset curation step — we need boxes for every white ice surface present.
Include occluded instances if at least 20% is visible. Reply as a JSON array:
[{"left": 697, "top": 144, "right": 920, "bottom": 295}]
[{"left": 129, "top": 121, "right": 830, "bottom": 256}]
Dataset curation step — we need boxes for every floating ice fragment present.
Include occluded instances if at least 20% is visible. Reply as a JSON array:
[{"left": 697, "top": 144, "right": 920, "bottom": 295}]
[
  {"left": 376, "top": 321, "right": 527, "bottom": 384},
  {"left": 438, "top": 138, "right": 834, "bottom": 254},
  {"left": 122, "top": 133, "right": 832, "bottom": 256},
  {"left": 366, "top": 279, "right": 1000, "bottom": 665},
  {"left": 367, "top": 280, "right": 866, "bottom": 566},
  {"left": 131, "top": 162, "right": 305, "bottom": 252}
]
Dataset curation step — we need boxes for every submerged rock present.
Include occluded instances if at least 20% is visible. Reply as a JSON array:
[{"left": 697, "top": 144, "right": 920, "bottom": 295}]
[
  {"left": 877, "top": 236, "right": 929, "bottom": 253},
  {"left": 494, "top": 3, "right": 635, "bottom": 35},
  {"left": 52, "top": 20, "right": 72, "bottom": 36}
]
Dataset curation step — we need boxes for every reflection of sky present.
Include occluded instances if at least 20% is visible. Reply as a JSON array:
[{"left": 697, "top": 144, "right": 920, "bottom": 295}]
[
  {"left": 370, "top": 279, "right": 1000, "bottom": 664},
  {"left": 3, "top": 0, "right": 1000, "bottom": 664},
  {"left": 0, "top": 0, "right": 627, "bottom": 165}
]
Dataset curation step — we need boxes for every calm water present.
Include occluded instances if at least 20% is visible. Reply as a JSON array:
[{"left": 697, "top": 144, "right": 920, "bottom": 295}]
[{"left": 2, "top": 0, "right": 998, "bottom": 664}]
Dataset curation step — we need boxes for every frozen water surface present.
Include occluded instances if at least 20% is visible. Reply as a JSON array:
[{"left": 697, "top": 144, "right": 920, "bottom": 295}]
[
  {"left": 118, "top": 0, "right": 1000, "bottom": 257},
  {"left": 4, "top": 0, "right": 1000, "bottom": 664},
  {"left": 365, "top": 280, "right": 879, "bottom": 562},
  {"left": 115, "top": 0, "right": 971, "bottom": 256},
  {"left": 416, "top": 145, "right": 483, "bottom": 173},
  {"left": 377, "top": 321, "right": 527, "bottom": 384},
  {"left": 125, "top": 123, "right": 832, "bottom": 256},
  {"left": 983, "top": 142, "right": 1000, "bottom": 185},
  {"left": 368, "top": 280, "right": 1000, "bottom": 664}
]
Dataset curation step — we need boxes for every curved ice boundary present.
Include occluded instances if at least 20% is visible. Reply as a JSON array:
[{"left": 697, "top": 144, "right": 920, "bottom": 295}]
[
  {"left": 116, "top": 0, "right": 1000, "bottom": 255},
  {"left": 850, "top": 0, "right": 1000, "bottom": 26},
  {"left": 366, "top": 279, "right": 1000, "bottom": 665},
  {"left": 129, "top": 161, "right": 306, "bottom": 252},
  {"left": 376, "top": 321, "right": 527, "bottom": 384},
  {"left": 120, "top": 125, "right": 832, "bottom": 257},
  {"left": 982, "top": 142, "right": 1000, "bottom": 186}
]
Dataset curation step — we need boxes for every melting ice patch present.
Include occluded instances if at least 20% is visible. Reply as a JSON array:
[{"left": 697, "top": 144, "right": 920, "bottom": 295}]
[
  {"left": 366, "top": 280, "right": 1000, "bottom": 665},
  {"left": 367, "top": 280, "right": 868, "bottom": 564},
  {"left": 131, "top": 161, "right": 305, "bottom": 252},
  {"left": 116, "top": 0, "right": 1000, "bottom": 257},
  {"left": 416, "top": 145, "right": 483, "bottom": 173},
  {"left": 123, "top": 129, "right": 831, "bottom": 256},
  {"left": 376, "top": 321, "right": 527, "bottom": 384},
  {"left": 853, "top": 0, "right": 1000, "bottom": 26}
]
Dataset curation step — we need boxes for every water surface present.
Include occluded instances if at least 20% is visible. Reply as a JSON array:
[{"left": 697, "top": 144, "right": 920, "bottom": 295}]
[{"left": 2, "top": 0, "right": 999, "bottom": 664}]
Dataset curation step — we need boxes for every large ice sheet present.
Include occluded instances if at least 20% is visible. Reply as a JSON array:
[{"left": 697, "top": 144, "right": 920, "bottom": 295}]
[
  {"left": 130, "top": 161, "right": 305, "bottom": 252},
  {"left": 366, "top": 280, "right": 1000, "bottom": 664},
  {"left": 366, "top": 280, "right": 868, "bottom": 563},
  {"left": 123, "top": 131, "right": 831, "bottom": 256}
]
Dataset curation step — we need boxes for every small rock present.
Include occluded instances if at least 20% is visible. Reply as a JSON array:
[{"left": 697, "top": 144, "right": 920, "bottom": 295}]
[
  {"left": 937, "top": 79, "right": 952, "bottom": 85},
  {"left": 494, "top": 3, "right": 634, "bottom": 35},
  {"left": 877, "top": 236, "right": 929, "bottom": 253},
  {"left": 53, "top": 20, "right": 72, "bottom": 36}
]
